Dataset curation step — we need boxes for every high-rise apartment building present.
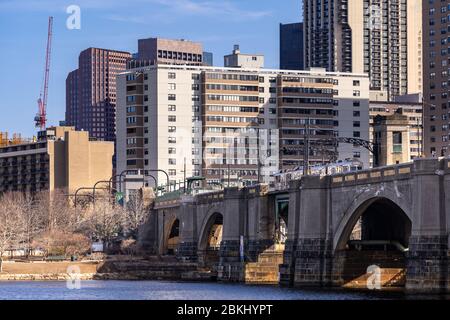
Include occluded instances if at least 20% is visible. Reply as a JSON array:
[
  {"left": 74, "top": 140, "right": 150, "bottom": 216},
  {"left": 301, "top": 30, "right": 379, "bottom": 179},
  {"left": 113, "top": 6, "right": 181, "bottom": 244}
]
[
  {"left": 423, "top": 0, "right": 450, "bottom": 157},
  {"left": 280, "top": 22, "right": 304, "bottom": 70},
  {"left": 65, "top": 48, "right": 131, "bottom": 141},
  {"left": 0, "top": 127, "right": 114, "bottom": 194},
  {"left": 303, "top": 0, "right": 423, "bottom": 100},
  {"left": 116, "top": 65, "right": 369, "bottom": 188}
]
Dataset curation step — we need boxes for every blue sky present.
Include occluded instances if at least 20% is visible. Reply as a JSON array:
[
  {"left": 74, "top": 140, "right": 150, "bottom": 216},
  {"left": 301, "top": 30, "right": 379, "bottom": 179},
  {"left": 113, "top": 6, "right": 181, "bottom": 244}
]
[{"left": 0, "top": 0, "right": 302, "bottom": 138}]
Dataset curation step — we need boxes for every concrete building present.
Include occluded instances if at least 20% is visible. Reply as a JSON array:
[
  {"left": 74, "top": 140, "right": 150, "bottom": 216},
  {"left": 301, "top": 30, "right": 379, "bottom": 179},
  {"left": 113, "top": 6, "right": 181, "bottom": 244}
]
[
  {"left": 224, "top": 45, "right": 264, "bottom": 69},
  {"left": 280, "top": 22, "right": 304, "bottom": 70},
  {"left": 137, "top": 37, "right": 204, "bottom": 66},
  {"left": 303, "top": 0, "right": 423, "bottom": 100},
  {"left": 116, "top": 65, "right": 369, "bottom": 188},
  {"left": 65, "top": 48, "right": 131, "bottom": 141},
  {"left": 373, "top": 113, "right": 411, "bottom": 166},
  {"left": 0, "top": 127, "right": 114, "bottom": 194},
  {"left": 423, "top": 0, "right": 449, "bottom": 157},
  {"left": 369, "top": 100, "right": 423, "bottom": 166}
]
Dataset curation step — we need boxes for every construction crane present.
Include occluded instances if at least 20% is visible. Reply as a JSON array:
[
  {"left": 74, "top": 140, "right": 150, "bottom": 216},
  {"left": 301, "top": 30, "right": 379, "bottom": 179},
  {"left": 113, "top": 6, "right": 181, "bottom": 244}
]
[{"left": 35, "top": 16, "right": 53, "bottom": 130}]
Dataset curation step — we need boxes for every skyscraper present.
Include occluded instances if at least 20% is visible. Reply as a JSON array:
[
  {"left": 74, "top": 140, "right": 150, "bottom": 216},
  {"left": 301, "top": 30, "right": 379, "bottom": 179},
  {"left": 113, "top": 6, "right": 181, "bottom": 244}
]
[
  {"left": 423, "top": 0, "right": 449, "bottom": 157},
  {"left": 303, "top": 0, "right": 422, "bottom": 101},
  {"left": 65, "top": 48, "right": 131, "bottom": 141},
  {"left": 280, "top": 22, "right": 304, "bottom": 70}
]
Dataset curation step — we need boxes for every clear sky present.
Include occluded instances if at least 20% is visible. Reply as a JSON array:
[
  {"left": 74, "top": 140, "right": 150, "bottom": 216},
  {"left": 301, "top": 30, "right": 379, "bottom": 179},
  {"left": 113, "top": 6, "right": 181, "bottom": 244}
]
[{"left": 0, "top": 0, "right": 302, "bottom": 138}]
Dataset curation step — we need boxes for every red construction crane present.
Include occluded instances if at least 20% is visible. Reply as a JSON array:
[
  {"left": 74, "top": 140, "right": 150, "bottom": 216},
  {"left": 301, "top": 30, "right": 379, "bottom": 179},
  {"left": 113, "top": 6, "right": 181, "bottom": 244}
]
[{"left": 35, "top": 16, "right": 53, "bottom": 130}]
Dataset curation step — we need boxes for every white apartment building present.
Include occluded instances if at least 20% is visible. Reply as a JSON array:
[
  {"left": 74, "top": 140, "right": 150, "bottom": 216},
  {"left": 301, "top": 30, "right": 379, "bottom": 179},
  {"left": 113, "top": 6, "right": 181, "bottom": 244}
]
[{"left": 116, "top": 65, "right": 370, "bottom": 189}]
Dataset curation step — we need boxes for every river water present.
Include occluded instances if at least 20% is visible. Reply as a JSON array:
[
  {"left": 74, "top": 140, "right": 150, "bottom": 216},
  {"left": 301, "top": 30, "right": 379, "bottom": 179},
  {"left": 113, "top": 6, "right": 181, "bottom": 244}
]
[{"left": 0, "top": 281, "right": 446, "bottom": 300}]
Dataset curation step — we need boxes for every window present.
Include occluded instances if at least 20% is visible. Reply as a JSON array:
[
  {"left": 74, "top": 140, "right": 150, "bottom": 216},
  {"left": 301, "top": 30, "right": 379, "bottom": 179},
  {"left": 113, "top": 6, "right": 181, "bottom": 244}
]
[
  {"left": 168, "top": 126, "right": 176, "bottom": 133},
  {"left": 353, "top": 111, "right": 360, "bottom": 117},
  {"left": 168, "top": 83, "right": 176, "bottom": 90},
  {"left": 353, "top": 131, "right": 361, "bottom": 138},
  {"left": 168, "top": 169, "right": 177, "bottom": 175},
  {"left": 192, "top": 95, "right": 200, "bottom": 102},
  {"left": 168, "top": 148, "right": 176, "bottom": 154},
  {"left": 353, "top": 101, "right": 360, "bottom": 107},
  {"left": 168, "top": 72, "right": 176, "bottom": 79},
  {"left": 192, "top": 84, "right": 200, "bottom": 91},
  {"left": 127, "top": 96, "right": 136, "bottom": 102},
  {"left": 353, "top": 80, "right": 360, "bottom": 86},
  {"left": 168, "top": 137, "right": 176, "bottom": 144},
  {"left": 168, "top": 115, "right": 176, "bottom": 122},
  {"left": 168, "top": 94, "right": 176, "bottom": 101},
  {"left": 353, "top": 121, "right": 360, "bottom": 128},
  {"left": 353, "top": 90, "right": 361, "bottom": 97},
  {"left": 168, "top": 159, "right": 177, "bottom": 165},
  {"left": 168, "top": 105, "right": 176, "bottom": 112},
  {"left": 126, "top": 117, "right": 137, "bottom": 124},
  {"left": 393, "top": 132, "right": 403, "bottom": 153},
  {"left": 192, "top": 74, "right": 200, "bottom": 80}
]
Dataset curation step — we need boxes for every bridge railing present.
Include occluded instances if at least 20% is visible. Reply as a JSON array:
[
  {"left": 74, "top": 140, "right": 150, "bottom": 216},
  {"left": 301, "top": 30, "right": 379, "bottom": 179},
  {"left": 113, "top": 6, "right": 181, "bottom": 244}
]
[{"left": 330, "top": 162, "right": 414, "bottom": 185}]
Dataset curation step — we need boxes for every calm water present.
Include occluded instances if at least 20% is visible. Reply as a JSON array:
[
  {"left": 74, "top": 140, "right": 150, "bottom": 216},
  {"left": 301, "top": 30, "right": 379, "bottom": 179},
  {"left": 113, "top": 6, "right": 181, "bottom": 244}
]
[{"left": 0, "top": 281, "right": 445, "bottom": 300}]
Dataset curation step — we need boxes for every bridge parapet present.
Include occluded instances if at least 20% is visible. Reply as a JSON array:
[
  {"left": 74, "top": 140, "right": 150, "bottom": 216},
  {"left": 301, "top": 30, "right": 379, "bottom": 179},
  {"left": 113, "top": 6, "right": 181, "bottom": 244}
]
[{"left": 330, "top": 162, "right": 414, "bottom": 187}]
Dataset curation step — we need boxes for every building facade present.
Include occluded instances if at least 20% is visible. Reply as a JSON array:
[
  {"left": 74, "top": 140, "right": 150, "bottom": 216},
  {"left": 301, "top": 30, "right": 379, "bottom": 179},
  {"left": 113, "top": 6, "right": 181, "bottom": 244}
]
[
  {"left": 280, "top": 22, "right": 304, "bottom": 70},
  {"left": 116, "top": 65, "right": 369, "bottom": 188},
  {"left": 0, "top": 127, "right": 114, "bottom": 194},
  {"left": 303, "top": 0, "right": 423, "bottom": 100},
  {"left": 373, "top": 113, "right": 411, "bottom": 166},
  {"left": 224, "top": 45, "right": 265, "bottom": 69},
  {"left": 369, "top": 100, "right": 423, "bottom": 166},
  {"left": 423, "top": 0, "right": 450, "bottom": 157},
  {"left": 137, "top": 38, "right": 204, "bottom": 66},
  {"left": 65, "top": 48, "right": 131, "bottom": 141}
]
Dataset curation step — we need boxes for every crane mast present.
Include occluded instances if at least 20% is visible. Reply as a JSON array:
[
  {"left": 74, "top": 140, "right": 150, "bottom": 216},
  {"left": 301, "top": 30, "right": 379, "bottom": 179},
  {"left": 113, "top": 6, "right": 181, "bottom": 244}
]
[{"left": 35, "top": 16, "right": 53, "bottom": 130}]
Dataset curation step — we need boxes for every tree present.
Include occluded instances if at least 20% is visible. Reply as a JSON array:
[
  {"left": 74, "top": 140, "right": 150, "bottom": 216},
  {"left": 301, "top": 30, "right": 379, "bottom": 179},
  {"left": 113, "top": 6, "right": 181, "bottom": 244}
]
[
  {"left": 0, "top": 193, "right": 24, "bottom": 271},
  {"left": 17, "top": 193, "right": 46, "bottom": 257},
  {"left": 85, "top": 198, "right": 125, "bottom": 249},
  {"left": 123, "top": 195, "right": 151, "bottom": 239}
]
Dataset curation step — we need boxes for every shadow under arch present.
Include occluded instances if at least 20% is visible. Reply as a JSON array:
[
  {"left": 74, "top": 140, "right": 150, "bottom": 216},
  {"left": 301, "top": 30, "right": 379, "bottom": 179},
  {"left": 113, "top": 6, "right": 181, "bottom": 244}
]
[
  {"left": 334, "top": 193, "right": 412, "bottom": 252},
  {"left": 198, "top": 212, "right": 224, "bottom": 269},
  {"left": 165, "top": 218, "right": 180, "bottom": 255},
  {"left": 333, "top": 197, "right": 412, "bottom": 288}
]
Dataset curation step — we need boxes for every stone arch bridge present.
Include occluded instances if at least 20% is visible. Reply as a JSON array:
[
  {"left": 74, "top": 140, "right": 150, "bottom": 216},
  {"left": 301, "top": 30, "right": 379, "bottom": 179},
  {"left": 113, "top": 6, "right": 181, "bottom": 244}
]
[{"left": 139, "top": 158, "right": 450, "bottom": 293}]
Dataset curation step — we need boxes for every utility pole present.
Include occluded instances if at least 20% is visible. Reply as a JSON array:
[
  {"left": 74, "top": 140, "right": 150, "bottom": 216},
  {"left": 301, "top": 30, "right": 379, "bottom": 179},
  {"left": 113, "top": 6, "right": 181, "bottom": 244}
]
[
  {"left": 256, "top": 127, "right": 261, "bottom": 184},
  {"left": 183, "top": 157, "right": 186, "bottom": 193},
  {"left": 304, "top": 118, "right": 310, "bottom": 176}
]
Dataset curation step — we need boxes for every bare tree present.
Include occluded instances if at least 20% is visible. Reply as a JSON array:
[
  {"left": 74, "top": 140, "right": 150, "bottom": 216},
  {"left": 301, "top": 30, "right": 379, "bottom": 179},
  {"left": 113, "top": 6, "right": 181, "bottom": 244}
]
[
  {"left": 16, "top": 192, "right": 46, "bottom": 258},
  {"left": 85, "top": 198, "right": 125, "bottom": 249},
  {"left": 123, "top": 195, "right": 151, "bottom": 239},
  {"left": 0, "top": 193, "right": 24, "bottom": 271}
]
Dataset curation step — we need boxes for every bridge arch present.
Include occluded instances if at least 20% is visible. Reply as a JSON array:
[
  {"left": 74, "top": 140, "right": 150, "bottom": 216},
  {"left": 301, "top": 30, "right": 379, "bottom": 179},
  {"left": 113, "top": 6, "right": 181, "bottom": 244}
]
[
  {"left": 333, "top": 188, "right": 412, "bottom": 252},
  {"left": 164, "top": 217, "right": 180, "bottom": 255},
  {"left": 198, "top": 212, "right": 224, "bottom": 268}
]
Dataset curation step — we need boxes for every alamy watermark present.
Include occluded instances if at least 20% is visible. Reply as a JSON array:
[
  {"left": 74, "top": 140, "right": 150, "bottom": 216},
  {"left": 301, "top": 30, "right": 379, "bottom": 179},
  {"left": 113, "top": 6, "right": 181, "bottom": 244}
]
[
  {"left": 66, "top": 5, "right": 81, "bottom": 30},
  {"left": 366, "top": 265, "right": 381, "bottom": 290},
  {"left": 66, "top": 265, "right": 81, "bottom": 290}
]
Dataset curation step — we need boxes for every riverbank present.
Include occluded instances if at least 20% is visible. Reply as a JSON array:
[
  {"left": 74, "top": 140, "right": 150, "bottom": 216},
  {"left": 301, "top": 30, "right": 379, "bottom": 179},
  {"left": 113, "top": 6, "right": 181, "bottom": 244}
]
[{"left": 0, "top": 259, "right": 215, "bottom": 282}]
